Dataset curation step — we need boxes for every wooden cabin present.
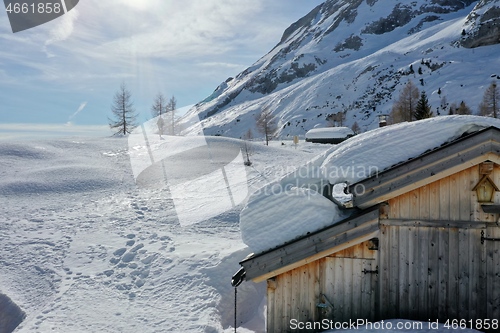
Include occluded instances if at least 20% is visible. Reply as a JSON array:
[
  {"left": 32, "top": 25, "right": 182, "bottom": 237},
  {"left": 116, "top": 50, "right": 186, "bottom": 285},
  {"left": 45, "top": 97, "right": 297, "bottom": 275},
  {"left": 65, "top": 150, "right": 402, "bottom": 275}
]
[{"left": 239, "top": 126, "right": 500, "bottom": 332}]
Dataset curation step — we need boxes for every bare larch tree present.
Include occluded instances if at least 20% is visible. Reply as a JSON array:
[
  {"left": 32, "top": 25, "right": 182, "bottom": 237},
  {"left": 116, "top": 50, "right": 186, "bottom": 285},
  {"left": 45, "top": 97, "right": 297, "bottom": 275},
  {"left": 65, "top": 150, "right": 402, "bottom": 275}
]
[
  {"left": 390, "top": 80, "right": 419, "bottom": 123},
  {"left": 256, "top": 107, "right": 277, "bottom": 146},
  {"left": 109, "top": 82, "right": 138, "bottom": 136},
  {"left": 167, "top": 95, "right": 177, "bottom": 135}
]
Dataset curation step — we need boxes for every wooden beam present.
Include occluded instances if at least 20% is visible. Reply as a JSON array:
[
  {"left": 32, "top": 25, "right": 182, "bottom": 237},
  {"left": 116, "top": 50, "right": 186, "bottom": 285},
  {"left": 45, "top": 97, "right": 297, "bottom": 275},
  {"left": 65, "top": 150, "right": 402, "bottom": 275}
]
[
  {"left": 380, "top": 219, "right": 488, "bottom": 229},
  {"left": 251, "top": 230, "right": 380, "bottom": 283},
  {"left": 480, "top": 204, "right": 500, "bottom": 214},
  {"left": 240, "top": 206, "right": 380, "bottom": 282},
  {"left": 351, "top": 128, "right": 500, "bottom": 209}
]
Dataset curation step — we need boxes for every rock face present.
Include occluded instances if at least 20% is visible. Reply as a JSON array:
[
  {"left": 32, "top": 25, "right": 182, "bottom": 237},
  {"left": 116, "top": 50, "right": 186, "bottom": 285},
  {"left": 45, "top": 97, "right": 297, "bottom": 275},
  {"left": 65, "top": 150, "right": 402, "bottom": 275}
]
[
  {"left": 462, "top": 0, "right": 500, "bottom": 47},
  {"left": 183, "top": 0, "right": 500, "bottom": 138},
  {"left": 0, "top": 293, "right": 26, "bottom": 333}
]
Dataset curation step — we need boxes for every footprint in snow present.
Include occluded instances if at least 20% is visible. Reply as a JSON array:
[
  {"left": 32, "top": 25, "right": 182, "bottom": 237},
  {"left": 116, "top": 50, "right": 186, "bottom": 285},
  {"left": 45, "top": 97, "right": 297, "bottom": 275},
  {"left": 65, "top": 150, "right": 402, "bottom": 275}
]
[
  {"left": 130, "top": 243, "right": 144, "bottom": 252},
  {"left": 113, "top": 248, "right": 127, "bottom": 257},
  {"left": 121, "top": 252, "right": 136, "bottom": 263}
]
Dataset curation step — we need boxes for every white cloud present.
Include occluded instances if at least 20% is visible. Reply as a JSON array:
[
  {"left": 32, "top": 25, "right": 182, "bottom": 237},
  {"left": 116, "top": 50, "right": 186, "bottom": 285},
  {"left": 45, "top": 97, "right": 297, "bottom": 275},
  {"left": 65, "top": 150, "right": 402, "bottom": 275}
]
[
  {"left": 0, "top": 0, "right": 325, "bottom": 128},
  {"left": 68, "top": 101, "right": 88, "bottom": 121},
  {"left": 117, "top": 0, "right": 162, "bottom": 11},
  {"left": 45, "top": 8, "right": 79, "bottom": 46},
  {"left": 88, "top": 0, "right": 266, "bottom": 59},
  {"left": 197, "top": 62, "right": 244, "bottom": 69},
  {"left": 0, "top": 0, "right": 303, "bottom": 83}
]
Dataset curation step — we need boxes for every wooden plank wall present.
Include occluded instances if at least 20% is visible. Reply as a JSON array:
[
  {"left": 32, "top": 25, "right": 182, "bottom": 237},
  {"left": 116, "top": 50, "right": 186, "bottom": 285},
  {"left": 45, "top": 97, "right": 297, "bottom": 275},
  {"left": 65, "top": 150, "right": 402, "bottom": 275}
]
[
  {"left": 380, "top": 164, "right": 500, "bottom": 323},
  {"left": 267, "top": 261, "right": 319, "bottom": 333},
  {"left": 379, "top": 225, "right": 488, "bottom": 321},
  {"left": 387, "top": 165, "right": 499, "bottom": 222},
  {"left": 267, "top": 242, "right": 378, "bottom": 332}
]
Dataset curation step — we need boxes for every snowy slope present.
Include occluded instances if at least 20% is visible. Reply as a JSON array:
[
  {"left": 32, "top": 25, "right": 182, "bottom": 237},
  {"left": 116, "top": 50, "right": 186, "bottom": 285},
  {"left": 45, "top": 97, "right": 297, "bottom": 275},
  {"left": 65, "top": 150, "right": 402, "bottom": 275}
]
[
  {"left": 181, "top": 0, "right": 500, "bottom": 139},
  {"left": 0, "top": 135, "right": 330, "bottom": 332}
]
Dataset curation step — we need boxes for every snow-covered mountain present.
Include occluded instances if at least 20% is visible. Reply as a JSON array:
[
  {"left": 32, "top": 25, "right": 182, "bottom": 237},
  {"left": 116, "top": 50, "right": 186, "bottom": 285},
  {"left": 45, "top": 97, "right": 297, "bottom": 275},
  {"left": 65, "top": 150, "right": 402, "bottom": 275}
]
[{"left": 183, "top": 0, "right": 500, "bottom": 138}]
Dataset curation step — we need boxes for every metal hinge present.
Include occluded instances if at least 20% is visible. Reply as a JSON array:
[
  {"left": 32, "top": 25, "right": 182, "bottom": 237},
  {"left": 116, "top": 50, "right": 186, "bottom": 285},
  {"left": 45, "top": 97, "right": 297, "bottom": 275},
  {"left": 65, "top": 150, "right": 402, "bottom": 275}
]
[
  {"left": 481, "top": 230, "right": 500, "bottom": 244},
  {"left": 317, "top": 293, "right": 334, "bottom": 310},
  {"left": 362, "top": 266, "right": 379, "bottom": 275}
]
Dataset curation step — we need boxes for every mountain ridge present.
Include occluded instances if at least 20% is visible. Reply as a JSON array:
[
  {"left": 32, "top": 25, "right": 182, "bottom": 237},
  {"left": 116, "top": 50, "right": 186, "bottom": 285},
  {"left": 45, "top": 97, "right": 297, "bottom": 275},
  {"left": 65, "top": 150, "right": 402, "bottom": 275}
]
[{"left": 182, "top": 0, "right": 500, "bottom": 138}]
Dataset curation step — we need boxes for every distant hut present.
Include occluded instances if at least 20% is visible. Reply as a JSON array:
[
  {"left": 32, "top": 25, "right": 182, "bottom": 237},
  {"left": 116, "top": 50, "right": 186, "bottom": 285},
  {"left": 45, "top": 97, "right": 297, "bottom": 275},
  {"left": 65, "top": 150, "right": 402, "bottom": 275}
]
[{"left": 305, "top": 127, "right": 354, "bottom": 144}]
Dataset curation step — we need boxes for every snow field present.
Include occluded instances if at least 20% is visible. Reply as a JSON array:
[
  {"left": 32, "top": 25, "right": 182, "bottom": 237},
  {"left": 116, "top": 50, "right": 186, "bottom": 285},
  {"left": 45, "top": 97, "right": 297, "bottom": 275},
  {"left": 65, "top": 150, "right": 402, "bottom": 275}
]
[{"left": 0, "top": 135, "right": 329, "bottom": 332}]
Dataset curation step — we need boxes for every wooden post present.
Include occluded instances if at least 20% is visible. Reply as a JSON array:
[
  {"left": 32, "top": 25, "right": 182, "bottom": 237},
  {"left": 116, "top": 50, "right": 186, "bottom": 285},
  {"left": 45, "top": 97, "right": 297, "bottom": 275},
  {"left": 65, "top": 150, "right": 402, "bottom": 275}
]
[{"left": 234, "top": 287, "right": 237, "bottom": 333}]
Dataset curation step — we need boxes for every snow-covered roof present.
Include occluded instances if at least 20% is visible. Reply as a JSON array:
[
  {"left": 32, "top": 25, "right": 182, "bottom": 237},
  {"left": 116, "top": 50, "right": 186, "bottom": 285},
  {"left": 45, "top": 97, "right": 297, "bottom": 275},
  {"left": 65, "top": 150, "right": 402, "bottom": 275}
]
[
  {"left": 320, "top": 116, "right": 500, "bottom": 185},
  {"left": 240, "top": 116, "right": 500, "bottom": 255},
  {"left": 305, "top": 127, "right": 354, "bottom": 139}
]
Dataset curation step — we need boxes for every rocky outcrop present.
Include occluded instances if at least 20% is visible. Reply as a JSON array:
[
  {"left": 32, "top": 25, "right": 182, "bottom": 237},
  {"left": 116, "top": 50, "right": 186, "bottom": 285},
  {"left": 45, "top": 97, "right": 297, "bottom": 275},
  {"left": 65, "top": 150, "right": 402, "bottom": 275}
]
[
  {"left": 462, "top": 0, "right": 500, "bottom": 47},
  {"left": 0, "top": 293, "right": 26, "bottom": 333}
]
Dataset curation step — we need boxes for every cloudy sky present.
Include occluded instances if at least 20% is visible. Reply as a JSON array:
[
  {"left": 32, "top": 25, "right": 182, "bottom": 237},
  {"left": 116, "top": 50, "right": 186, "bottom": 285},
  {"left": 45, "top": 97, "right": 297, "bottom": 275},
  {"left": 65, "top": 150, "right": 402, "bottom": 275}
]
[{"left": 0, "top": 0, "right": 324, "bottom": 138}]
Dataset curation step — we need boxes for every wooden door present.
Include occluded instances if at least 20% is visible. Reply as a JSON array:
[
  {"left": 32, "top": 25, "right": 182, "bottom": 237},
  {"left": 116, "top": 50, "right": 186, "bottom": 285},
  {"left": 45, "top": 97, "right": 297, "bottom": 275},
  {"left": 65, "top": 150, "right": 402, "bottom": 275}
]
[{"left": 322, "top": 257, "right": 378, "bottom": 324}]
